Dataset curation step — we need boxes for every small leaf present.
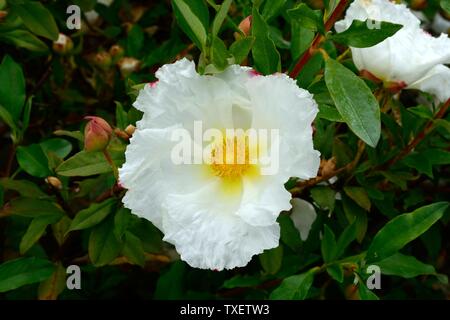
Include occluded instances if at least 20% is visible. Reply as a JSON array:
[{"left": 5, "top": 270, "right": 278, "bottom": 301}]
[
  {"left": 344, "top": 186, "right": 371, "bottom": 211},
  {"left": 440, "top": 0, "right": 450, "bottom": 14},
  {"left": 40, "top": 138, "right": 72, "bottom": 159},
  {"left": 0, "top": 257, "right": 55, "bottom": 293},
  {"left": 67, "top": 198, "right": 116, "bottom": 233},
  {"left": 270, "top": 269, "right": 315, "bottom": 300},
  {"left": 327, "top": 264, "right": 344, "bottom": 283},
  {"left": 358, "top": 280, "right": 379, "bottom": 300},
  {"left": 287, "top": 3, "right": 323, "bottom": 32},
  {"left": 56, "top": 150, "right": 123, "bottom": 177},
  {"left": 38, "top": 262, "right": 66, "bottom": 300},
  {"left": 230, "top": 36, "right": 254, "bottom": 64},
  {"left": 259, "top": 245, "right": 283, "bottom": 275},
  {"left": 20, "top": 214, "right": 63, "bottom": 254},
  {"left": 10, "top": 1, "right": 59, "bottom": 40},
  {"left": 0, "top": 178, "right": 48, "bottom": 198},
  {"left": 173, "top": 0, "right": 208, "bottom": 50},
  {"left": 335, "top": 223, "right": 356, "bottom": 259},
  {"left": 310, "top": 186, "right": 336, "bottom": 211},
  {"left": 0, "top": 29, "right": 49, "bottom": 52},
  {"left": 211, "top": 36, "right": 229, "bottom": 70},
  {"left": 16, "top": 144, "right": 52, "bottom": 178},
  {"left": 222, "top": 275, "right": 263, "bottom": 289},
  {"left": 251, "top": 7, "right": 281, "bottom": 74},
  {"left": 212, "top": 0, "right": 232, "bottom": 37},
  {"left": 262, "top": 0, "right": 286, "bottom": 21},
  {"left": 2, "top": 198, "right": 64, "bottom": 218},
  {"left": 330, "top": 20, "right": 402, "bottom": 48},
  {"left": 376, "top": 253, "right": 439, "bottom": 279},
  {"left": 318, "top": 104, "right": 344, "bottom": 122},
  {"left": 366, "top": 202, "right": 449, "bottom": 262},
  {"left": 122, "top": 231, "right": 145, "bottom": 267},
  {"left": 89, "top": 216, "right": 122, "bottom": 266},
  {"left": 321, "top": 225, "right": 337, "bottom": 262},
  {"left": 325, "top": 59, "right": 381, "bottom": 147},
  {"left": 0, "top": 55, "right": 26, "bottom": 121}
]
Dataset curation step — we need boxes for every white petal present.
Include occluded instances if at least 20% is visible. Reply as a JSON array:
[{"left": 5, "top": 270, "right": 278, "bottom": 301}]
[
  {"left": 408, "top": 64, "right": 450, "bottom": 103},
  {"left": 236, "top": 174, "right": 292, "bottom": 227},
  {"left": 162, "top": 180, "right": 280, "bottom": 270},
  {"left": 290, "top": 199, "right": 317, "bottom": 241}
]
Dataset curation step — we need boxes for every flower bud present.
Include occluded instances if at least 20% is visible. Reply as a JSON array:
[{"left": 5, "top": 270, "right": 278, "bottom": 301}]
[
  {"left": 238, "top": 15, "right": 252, "bottom": 36},
  {"left": 84, "top": 116, "right": 113, "bottom": 152},
  {"left": 93, "top": 51, "right": 112, "bottom": 70},
  {"left": 125, "top": 124, "right": 136, "bottom": 136},
  {"left": 45, "top": 176, "right": 62, "bottom": 190},
  {"left": 410, "top": 0, "right": 427, "bottom": 10},
  {"left": 0, "top": 10, "right": 7, "bottom": 22},
  {"left": 117, "top": 57, "right": 141, "bottom": 77},
  {"left": 109, "top": 44, "right": 124, "bottom": 61},
  {"left": 52, "top": 33, "right": 74, "bottom": 55}
]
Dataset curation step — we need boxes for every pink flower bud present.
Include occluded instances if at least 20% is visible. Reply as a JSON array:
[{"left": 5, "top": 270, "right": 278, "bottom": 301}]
[
  {"left": 238, "top": 15, "right": 252, "bottom": 36},
  {"left": 84, "top": 116, "right": 113, "bottom": 152}
]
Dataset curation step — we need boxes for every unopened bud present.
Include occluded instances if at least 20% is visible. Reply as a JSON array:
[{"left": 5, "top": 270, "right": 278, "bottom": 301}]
[
  {"left": 93, "top": 51, "right": 112, "bottom": 70},
  {"left": 125, "top": 124, "right": 136, "bottom": 136},
  {"left": 117, "top": 57, "right": 141, "bottom": 77},
  {"left": 0, "top": 10, "right": 7, "bottom": 22},
  {"left": 109, "top": 44, "right": 124, "bottom": 60},
  {"left": 84, "top": 116, "right": 113, "bottom": 152},
  {"left": 410, "top": 0, "right": 427, "bottom": 10},
  {"left": 53, "top": 33, "right": 73, "bottom": 55},
  {"left": 46, "top": 176, "right": 62, "bottom": 190},
  {"left": 238, "top": 15, "right": 252, "bottom": 36}
]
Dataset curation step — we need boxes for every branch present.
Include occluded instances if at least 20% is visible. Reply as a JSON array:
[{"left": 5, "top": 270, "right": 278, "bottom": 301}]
[{"left": 289, "top": 0, "right": 349, "bottom": 79}]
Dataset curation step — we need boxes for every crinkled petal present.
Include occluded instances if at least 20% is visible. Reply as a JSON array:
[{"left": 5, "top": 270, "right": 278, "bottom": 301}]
[{"left": 162, "top": 179, "right": 280, "bottom": 270}]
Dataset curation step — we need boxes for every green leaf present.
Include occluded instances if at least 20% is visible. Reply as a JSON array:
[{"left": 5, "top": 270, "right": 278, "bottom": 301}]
[
  {"left": 330, "top": 20, "right": 402, "bottom": 48},
  {"left": 279, "top": 214, "right": 302, "bottom": 251},
  {"left": 317, "top": 104, "right": 344, "bottom": 122},
  {"left": 407, "top": 105, "right": 433, "bottom": 119},
  {"left": 342, "top": 196, "right": 368, "bottom": 243},
  {"left": 0, "top": 104, "right": 17, "bottom": 132},
  {"left": 10, "top": 1, "right": 59, "bottom": 40},
  {"left": 88, "top": 216, "right": 122, "bottom": 266},
  {"left": 67, "top": 198, "right": 116, "bottom": 233},
  {"left": 440, "top": 0, "right": 450, "bottom": 14},
  {"left": 210, "top": 36, "right": 229, "bottom": 70},
  {"left": 16, "top": 144, "right": 52, "bottom": 178},
  {"left": 321, "top": 225, "right": 337, "bottom": 262},
  {"left": 222, "top": 275, "right": 263, "bottom": 289},
  {"left": 40, "top": 138, "right": 72, "bottom": 159},
  {"left": 402, "top": 153, "right": 433, "bottom": 178},
  {"left": 0, "top": 178, "right": 48, "bottom": 198},
  {"left": 154, "top": 261, "right": 186, "bottom": 299},
  {"left": 38, "top": 262, "right": 66, "bottom": 300},
  {"left": 270, "top": 269, "right": 315, "bottom": 300},
  {"left": 262, "top": 0, "right": 286, "bottom": 21},
  {"left": 20, "top": 214, "right": 63, "bottom": 254},
  {"left": 230, "top": 36, "right": 254, "bottom": 64},
  {"left": 173, "top": 0, "right": 208, "bottom": 50},
  {"left": 56, "top": 150, "right": 121, "bottom": 176},
  {"left": 327, "top": 264, "right": 344, "bottom": 283},
  {"left": 426, "top": 149, "right": 450, "bottom": 165},
  {"left": 344, "top": 186, "right": 371, "bottom": 211},
  {"left": 115, "top": 101, "right": 127, "bottom": 130},
  {"left": 324, "top": 59, "right": 381, "bottom": 147},
  {"left": 335, "top": 223, "right": 356, "bottom": 259},
  {"left": 251, "top": 7, "right": 281, "bottom": 74},
  {"left": 122, "top": 231, "right": 145, "bottom": 267},
  {"left": 376, "top": 253, "right": 439, "bottom": 279},
  {"left": 212, "top": 0, "right": 232, "bottom": 37},
  {"left": 0, "top": 55, "right": 26, "bottom": 121},
  {"left": 310, "top": 186, "right": 336, "bottom": 211},
  {"left": 0, "top": 257, "right": 55, "bottom": 293},
  {"left": 53, "top": 130, "right": 84, "bottom": 141},
  {"left": 287, "top": 3, "right": 323, "bottom": 32},
  {"left": 126, "top": 25, "right": 144, "bottom": 57},
  {"left": 290, "top": 22, "right": 314, "bottom": 60},
  {"left": 1, "top": 198, "right": 65, "bottom": 218},
  {"left": 366, "top": 202, "right": 449, "bottom": 262},
  {"left": 259, "top": 245, "right": 283, "bottom": 275},
  {"left": 0, "top": 29, "right": 49, "bottom": 52},
  {"left": 358, "top": 280, "right": 379, "bottom": 300}
]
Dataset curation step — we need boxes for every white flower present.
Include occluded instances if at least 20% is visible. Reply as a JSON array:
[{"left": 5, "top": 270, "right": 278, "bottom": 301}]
[
  {"left": 85, "top": 0, "right": 114, "bottom": 24},
  {"left": 290, "top": 199, "right": 317, "bottom": 241},
  {"left": 335, "top": 0, "right": 450, "bottom": 102},
  {"left": 119, "top": 59, "right": 320, "bottom": 270}
]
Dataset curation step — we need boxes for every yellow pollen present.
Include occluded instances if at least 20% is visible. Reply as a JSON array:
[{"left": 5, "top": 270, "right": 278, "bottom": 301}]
[{"left": 210, "top": 135, "right": 251, "bottom": 179}]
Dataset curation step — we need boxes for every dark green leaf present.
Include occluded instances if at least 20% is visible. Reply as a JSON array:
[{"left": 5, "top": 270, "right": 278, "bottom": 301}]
[
  {"left": 230, "top": 36, "right": 254, "bottom": 64},
  {"left": 331, "top": 20, "right": 402, "bottom": 48},
  {"left": 321, "top": 225, "right": 337, "bottom": 262},
  {"left": 251, "top": 7, "right": 281, "bottom": 74},
  {"left": 212, "top": 0, "right": 232, "bottom": 37},
  {"left": 173, "top": 0, "right": 208, "bottom": 50},
  {"left": 0, "top": 257, "right": 55, "bottom": 293},
  {"left": 259, "top": 245, "right": 283, "bottom": 275},
  {"left": 366, "top": 202, "right": 449, "bottom": 262},
  {"left": 20, "top": 214, "right": 63, "bottom": 254},
  {"left": 67, "top": 198, "right": 116, "bottom": 233},
  {"left": 287, "top": 3, "right": 323, "bottom": 32},
  {"left": 324, "top": 59, "right": 381, "bottom": 147},
  {"left": 88, "top": 216, "right": 122, "bottom": 266},
  {"left": 0, "top": 55, "right": 25, "bottom": 121},
  {"left": 270, "top": 269, "right": 315, "bottom": 300},
  {"left": 16, "top": 144, "right": 52, "bottom": 178}
]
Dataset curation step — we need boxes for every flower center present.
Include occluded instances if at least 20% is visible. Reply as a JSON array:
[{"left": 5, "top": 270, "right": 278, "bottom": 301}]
[{"left": 210, "top": 135, "right": 251, "bottom": 179}]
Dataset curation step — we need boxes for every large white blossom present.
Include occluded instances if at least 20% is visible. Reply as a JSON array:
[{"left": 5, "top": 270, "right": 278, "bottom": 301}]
[
  {"left": 335, "top": 0, "right": 450, "bottom": 102},
  {"left": 119, "top": 59, "right": 320, "bottom": 270}
]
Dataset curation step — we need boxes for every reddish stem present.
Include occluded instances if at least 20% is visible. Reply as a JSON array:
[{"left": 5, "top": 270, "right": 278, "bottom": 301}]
[{"left": 289, "top": 0, "right": 349, "bottom": 79}]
